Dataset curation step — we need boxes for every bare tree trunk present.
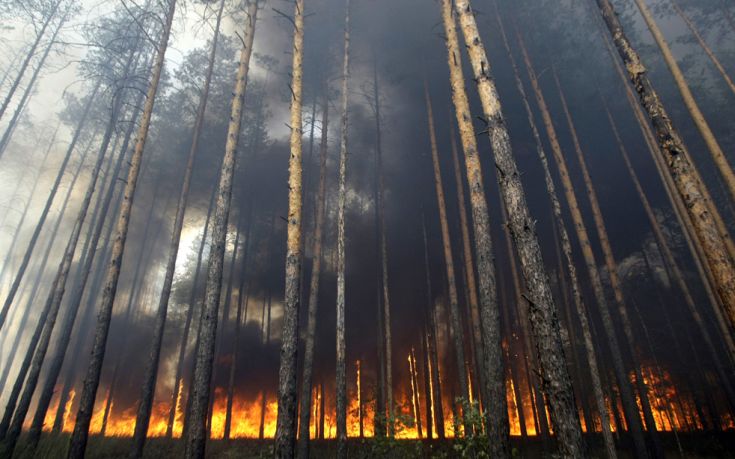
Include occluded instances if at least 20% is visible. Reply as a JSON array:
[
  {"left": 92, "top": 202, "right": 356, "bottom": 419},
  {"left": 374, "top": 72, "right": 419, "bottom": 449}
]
[
  {"left": 423, "top": 81, "right": 470, "bottom": 422},
  {"left": 0, "top": 6, "right": 69, "bottom": 159},
  {"left": 421, "top": 324, "right": 433, "bottom": 440},
  {"left": 0, "top": 78, "right": 128, "bottom": 459},
  {"left": 273, "top": 0, "right": 305, "bottom": 455},
  {"left": 496, "top": 9, "right": 615, "bottom": 454},
  {"left": 439, "top": 1, "right": 506, "bottom": 451},
  {"left": 517, "top": 30, "right": 647, "bottom": 459},
  {"left": 454, "top": 2, "right": 583, "bottom": 454},
  {"left": 669, "top": 0, "right": 735, "bottom": 96},
  {"left": 0, "top": 156, "right": 90, "bottom": 437},
  {"left": 552, "top": 69, "right": 664, "bottom": 457},
  {"left": 67, "top": 0, "right": 177, "bottom": 455},
  {"left": 0, "top": 0, "right": 62, "bottom": 122},
  {"left": 167, "top": 187, "right": 217, "bottom": 438},
  {"left": 130, "top": 0, "right": 226, "bottom": 455},
  {"left": 332, "top": 2, "right": 349, "bottom": 455},
  {"left": 604, "top": 102, "right": 735, "bottom": 410},
  {"left": 410, "top": 348, "right": 423, "bottom": 438},
  {"left": 0, "top": 78, "right": 102, "bottom": 332},
  {"left": 0, "top": 125, "right": 57, "bottom": 284},
  {"left": 421, "top": 214, "right": 445, "bottom": 439},
  {"left": 632, "top": 0, "right": 735, "bottom": 208},
  {"left": 184, "top": 2, "right": 257, "bottom": 457},
  {"left": 595, "top": 21, "right": 735, "bottom": 364},
  {"left": 297, "top": 92, "right": 329, "bottom": 459},
  {"left": 449, "top": 126, "right": 484, "bottom": 404},
  {"left": 596, "top": 0, "right": 735, "bottom": 334}
]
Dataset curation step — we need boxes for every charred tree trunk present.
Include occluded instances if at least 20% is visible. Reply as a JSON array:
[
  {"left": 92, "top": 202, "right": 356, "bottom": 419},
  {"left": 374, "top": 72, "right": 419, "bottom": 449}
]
[
  {"left": 297, "top": 92, "right": 329, "bottom": 459},
  {"left": 184, "top": 1, "right": 257, "bottom": 456},
  {"left": 67, "top": 0, "right": 177, "bottom": 455},
  {"left": 596, "top": 0, "right": 735, "bottom": 337}
]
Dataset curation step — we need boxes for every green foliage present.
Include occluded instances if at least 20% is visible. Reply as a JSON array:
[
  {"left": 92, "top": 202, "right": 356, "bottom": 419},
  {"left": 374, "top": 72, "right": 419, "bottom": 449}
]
[{"left": 451, "top": 398, "right": 490, "bottom": 458}]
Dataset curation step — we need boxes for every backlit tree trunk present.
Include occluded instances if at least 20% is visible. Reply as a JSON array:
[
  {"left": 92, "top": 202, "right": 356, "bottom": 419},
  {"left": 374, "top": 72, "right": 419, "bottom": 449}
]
[
  {"left": 67, "top": 0, "right": 177, "bottom": 456},
  {"left": 184, "top": 2, "right": 257, "bottom": 457}
]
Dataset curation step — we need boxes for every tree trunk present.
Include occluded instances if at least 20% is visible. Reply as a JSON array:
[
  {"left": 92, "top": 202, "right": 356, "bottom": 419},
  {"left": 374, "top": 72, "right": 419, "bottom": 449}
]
[
  {"left": 184, "top": 1, "right": 256, "bottom": 456},
  {"left": 439, "top": 0, "right": 506, "bottom": 452},
  {"left": 167, "top": 186, "right": 217, "bottom": 439},
  {"left": 455, "top": 1, "right": 584, "bottom": 454},
  {"left": 0, "top": 5, "right": 69, "bottom": 158},
  {"left": 517, "top": 30, "right": 648, "bottom": 459},
  {"left": 332, "top": 2, "right": 349, "bottom": 455},
  {"left": 596, "top": 0, "right": 735, "bottom": 335},
  {"left": 421, "top": 323, "right": 433, "bottom": 440},
  {"left": 0, "top": 78, "right": 102, "bottom": 331},
  {"left": 297, "top": 92, "right": 329, "bottom": 459},
  {"left": 0, "top": 125, "right": 58, "bottom": 284},
  {"left": 604, "top": 102, "right": 735, "bottom": 410},
  {"left": 0, "top": 78, "right": 126, "bottom": 458},
  {"left": 449, "top": 126, "right": 484, "bottom": 404},
  {"left": 423, "top": 81, "right": 470, "bottom": 423},
  {"left": 421, "top": 213, "right": 445, "bottom": 439},
  {"left": 130, "top": 0, "right": 226, "bottom": 455},
  {"left": 273, "top": 0, "right": 305, "bottom": 455},
  {"left": 67, "top": 0, "right": 177, "bottom": 455},
  {"left": 0, "top": 0, "right": 62, "bottom": 122}
]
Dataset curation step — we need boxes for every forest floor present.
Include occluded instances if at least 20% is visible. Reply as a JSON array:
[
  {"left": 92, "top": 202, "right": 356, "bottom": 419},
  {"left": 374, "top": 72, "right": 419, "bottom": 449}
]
[{"left": 18, "top": 431, "right": 735, "bottom": 458}]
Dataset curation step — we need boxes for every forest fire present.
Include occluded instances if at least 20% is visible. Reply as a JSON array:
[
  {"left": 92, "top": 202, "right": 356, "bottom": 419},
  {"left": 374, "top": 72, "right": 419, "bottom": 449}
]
[{"left": 1, "top": 0, "right": 734, "bottom": 457}]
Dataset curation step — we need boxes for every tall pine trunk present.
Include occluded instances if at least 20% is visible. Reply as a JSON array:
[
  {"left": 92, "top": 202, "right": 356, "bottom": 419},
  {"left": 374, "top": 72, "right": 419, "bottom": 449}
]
[
  {"left": 273, "top": 0, "right": 305, "bottom": 455},
  {"left": 130, "top": 2, "right": 226, "bottom": 455},
  {"left": 67, "top": 0, "right": 177, "bottom": 455},
  {"left": 453, "top": 2, "right": 583, "bottom": 454},
  {"left": 517, "top": 30, "right": 648, "bottom": 459},
  {"left": 184, "top": 2, "right": 257, "bottom": 457},
  {"left": 297, "top": 92, "right": 329, "bottom": 459},
  {"left": 0, "top": 0, "right": 62, "bottom": 122},
  {"left": 439, "top": 0, "right": 506, "bottom": 452},
  {"left": 596, "top": 0, "right": 735, "bottom": 334},
  {"left": 423, "top": 81, "right": 470, "bottom": 420}
]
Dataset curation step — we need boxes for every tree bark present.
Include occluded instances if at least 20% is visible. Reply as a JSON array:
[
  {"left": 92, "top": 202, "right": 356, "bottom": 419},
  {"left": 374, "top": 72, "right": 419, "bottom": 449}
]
[
  {"left": 456, "top": 1, "right": 584, "bottom": 452},
  {"left": 332, "top": 2, "right": 349, "bottom": 455},
  {"left": 297, "top": 92, "right": 329, "bottom": 459},
  {"left": 439, "top": 0, "right": 506, "bottom": 451},
  {"left": 492, "top": 17, "right": 615, "bottom": 450},
  {"left": 273, "top": 0, "right": 305, "bottom": 455},
  {"left": 423, "top": 81, "right": 470, "bottom": 421},
  {"left": 517, "top": 30, "right": 648, "bottom": 459},
  {"left": 596, "top": 0, "right": 735, "bottom": 335},
  {"left": 421, "top": 213, "right": 445, "bottom": 439},
  {"left": 67, "top": 0, "right": 177, "bottom": 455},
  {"left": 130, "top": 0, "right": 226, "bottom": 455},
  {"left": 184, "top": 1, "right": 257, "bottom": 457}
]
